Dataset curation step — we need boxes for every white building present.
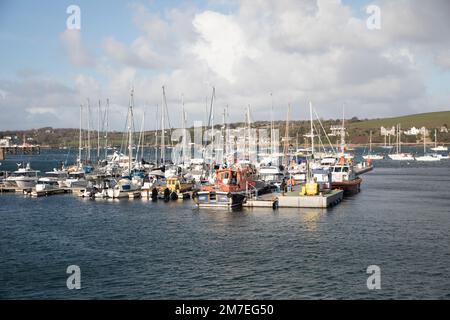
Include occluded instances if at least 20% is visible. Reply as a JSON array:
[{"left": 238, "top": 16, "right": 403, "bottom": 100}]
[
  {"left": 0, "top": 137, "right": 11, "bottom": 147},
  {"left": 404, "top": 126, "right": 429, "bottom": 136},
  {"left": 380, "top": 126, "right": 396, "bottom": 136}
]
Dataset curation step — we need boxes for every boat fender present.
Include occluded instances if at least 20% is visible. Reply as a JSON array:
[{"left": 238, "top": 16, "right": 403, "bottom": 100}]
[
  {"left": 164, "top": 188, "right": 170, "bottom": 201},
  {"left": 227, "top": 192, "right": 232, "bottom": 198},
  {"left": 272, "top": 200, "right": 279, "bottom": 210},
  {"left": 170, "top": 191, "right": 178, "bottom": 201},
  {"left": 192, "top": 191, "right": 198, "bottom": 199},
  {"left": 151, "top": 188, "right": 158, "bottom": 200}
]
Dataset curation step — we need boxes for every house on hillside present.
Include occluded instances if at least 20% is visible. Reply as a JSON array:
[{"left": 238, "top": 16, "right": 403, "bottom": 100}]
[
  {"left": 404, "top": 126, "right": 429, "bottom": 136},
  {"left": 380, "top": 126, "right": 395, "bottom": 136}
]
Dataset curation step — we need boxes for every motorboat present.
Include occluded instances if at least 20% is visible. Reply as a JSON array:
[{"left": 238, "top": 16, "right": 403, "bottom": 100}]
[{"left": 4, "top": 163, "right": 40, "bottom": 189}]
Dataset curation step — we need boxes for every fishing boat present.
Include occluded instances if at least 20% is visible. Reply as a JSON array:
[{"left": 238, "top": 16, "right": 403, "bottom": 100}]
[
  {"left": 192, "top": 165, "right": 256, "bottom": 208},
  {"left": 330, "top": 157, "right": 362, "bottom": 194}
]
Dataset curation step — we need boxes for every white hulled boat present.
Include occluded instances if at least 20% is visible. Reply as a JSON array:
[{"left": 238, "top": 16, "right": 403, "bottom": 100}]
[{"left": 5, "top": 163, "right": 40, "bottom": 189}]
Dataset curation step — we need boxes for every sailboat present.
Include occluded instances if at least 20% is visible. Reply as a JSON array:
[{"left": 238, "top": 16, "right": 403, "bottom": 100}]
[
  {"left": 107, "top": 88, "right": 141, "bottom": 198},
  {"left": 388, "top": 124, "right": 414, "bottom": 161},
  {"left": 381, "top": 131, "right": 394, "bottom": 149},
  {"left": 363, "top": 131, "right": 384, "bottom": 160},
  {"left": 416, "top": 131, "right": 440, "bottom": 162},
  {"left": 430, "top": 129, "right": 448, "bottom": 152}
]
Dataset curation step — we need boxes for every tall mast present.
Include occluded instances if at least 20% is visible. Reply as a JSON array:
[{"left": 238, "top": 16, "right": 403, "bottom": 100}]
[
  {"left": 309, "top": 101, "right": 314, "bottom": 156},
  {"left": 340, "top": 104, "right": 345, "bottom": 154},
  {"left": 161, "top": 86, "right": 166, "bottom": 164},
  {"left": 128, "top": 88, "right": 134, "bottom": 175},
  {"left": 104, "top": 99, "right": 109, "bottom": 159},
  {"left": 207, "top": 87, "right": 215, "bottom": 163},
  {"left": 369, "top": 130, "right": 372, "bottom": 153},
  {"left": 97, "top": 100, "right": 101, "bottom": 160},
  {"left": 154, "top": 104, "right": 159, "bottom": 165},
  {"left": 284, "top": 104, "right": 291, "bottom": 166},
  {"left": 87, "top": 98, "right": 91, "bottom": 162},
  {"left": 423, "top": 128, "right": 426, "bottom": 153},
  {"left": 270, "top": 92, "right": 274, "bottom": 156},
  {"left": 435, "top": 129, "right": 437, "bottom": 148},
  {"left": 79, "top": 104, "right": 83, "bottom": 166}
]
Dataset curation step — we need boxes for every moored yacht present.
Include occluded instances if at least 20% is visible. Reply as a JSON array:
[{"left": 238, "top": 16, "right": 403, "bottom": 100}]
[{"left": 4, "top": 163, "right": 40, "bottom": 189}]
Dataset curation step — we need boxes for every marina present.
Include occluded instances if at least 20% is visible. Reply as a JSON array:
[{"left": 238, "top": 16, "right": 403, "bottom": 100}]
[{"left": 1, "top": 0, "right": 450, "bottom": 303}]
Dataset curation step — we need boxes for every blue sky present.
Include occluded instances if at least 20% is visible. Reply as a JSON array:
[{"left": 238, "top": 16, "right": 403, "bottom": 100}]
[{"left": 0, "top": 0, "right": 449, "bottom": 130}]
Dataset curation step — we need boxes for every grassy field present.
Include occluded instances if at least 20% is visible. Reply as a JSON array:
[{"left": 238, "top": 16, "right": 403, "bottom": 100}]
[{"left": 348, "top": 111, "right": 450, "bottom": 130}]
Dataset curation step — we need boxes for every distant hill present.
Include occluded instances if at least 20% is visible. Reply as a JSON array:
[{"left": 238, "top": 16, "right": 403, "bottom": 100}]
[
  {"left": 348, "top": 111, "right": 450, "bottom": 130},
  {"left": 1, "top": 111, "right": 449, "bottom": 147}
]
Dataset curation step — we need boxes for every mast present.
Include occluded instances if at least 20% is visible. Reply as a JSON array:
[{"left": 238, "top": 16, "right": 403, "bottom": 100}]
[
  {"left": 270, "top": 92, "right": 274, "bottom": 156},
  {"left": 435, "top": 128, "right": 437, "bottom": 148},
  {"left": 154, "top": 104, "right": 159, "bottom": 165},
  {"left": 423, "top": 128, "right": 426, "bottom": 154},
  {"left": 340, "top": 104, "right": 345, "bottom": 154},
  {"left": 79, "top": 104, "right": 82, "bottom": 167},
  {"left": 104, "top": 98, "right": 109, "bottom": 159},
  {"left": 206, "top": 87, "right": 215, "bottom": 163},
  {"left": 161, "top": 86, "right": 166, "bottom": 164},
  {"left": 97, "top": 100, "right": 101, "bottom": 161},
  {"left": 369, "top": 130, "right": 372, "bottom": 154},
  {"left": 309, "top": 101, "right": 314, "bottom": 156},
  {"left": 87, "top": 98, "right": 91, "bottom": 162},
  {"left": 128, "top": 88, "right": 135, "bottom": 175}
]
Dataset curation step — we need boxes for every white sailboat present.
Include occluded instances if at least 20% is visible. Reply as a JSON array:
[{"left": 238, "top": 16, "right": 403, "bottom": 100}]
[
  {"left": 381, "top": 132, "right": 394, "bottom": 149},
  {"left": 363, "top": 131, "right": 384, "bottom": 160},
  {"left": 107, "top": 88, "right": 140, "bottom": 198},
  {"left": 388, "top": 124, "right": 414, "bottom": 161},
  {"left": 430, "top": 129, "right": 448, "bottom": 152},
  {"left": 416, "top": 131, "right": 440, "bottom": 162}
]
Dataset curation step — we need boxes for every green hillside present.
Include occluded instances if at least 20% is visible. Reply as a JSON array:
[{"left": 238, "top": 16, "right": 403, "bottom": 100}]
[{"left": 348, "top": 111, "right": 450, "bottom": 130}]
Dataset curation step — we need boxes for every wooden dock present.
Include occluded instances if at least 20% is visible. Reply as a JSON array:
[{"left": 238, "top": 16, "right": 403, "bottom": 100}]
[
  {"left": 30, "top": 188, "right": 72, "bottom": 197},
  {"left": 244, "top": 189, "right": 344, "bottom": 209}
]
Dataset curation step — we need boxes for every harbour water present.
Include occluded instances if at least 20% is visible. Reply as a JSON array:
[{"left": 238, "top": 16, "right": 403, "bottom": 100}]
[{"left": 1, "top": 148, "right": 450, "bottom": 299}]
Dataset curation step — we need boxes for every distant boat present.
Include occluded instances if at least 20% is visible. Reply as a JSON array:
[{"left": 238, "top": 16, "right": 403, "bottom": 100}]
[
  {"left": 430, "top": 129, "right": 448, "bottom": 152},
  {"left": 388, "top": 124, "right": 414, "bottom": 161},
  {"left": 381, "top": 132, "right": 394, "bottom": 149},
  {"left": 363, "top": 131, "right": 384, "bottom": 160},
  {"left": 416, "top": 131, "right": 440, "bottom": 162}
]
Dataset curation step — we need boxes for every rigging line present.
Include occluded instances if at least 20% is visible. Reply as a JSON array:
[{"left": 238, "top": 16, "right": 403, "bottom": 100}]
[{"left": 313, "top": 108, "right": 336, "bottom": 154}]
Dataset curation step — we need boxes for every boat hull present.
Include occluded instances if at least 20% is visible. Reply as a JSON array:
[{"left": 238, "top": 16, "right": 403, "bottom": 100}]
[{"left": 332, "top": 177, "right": 362, "bottom": 195}]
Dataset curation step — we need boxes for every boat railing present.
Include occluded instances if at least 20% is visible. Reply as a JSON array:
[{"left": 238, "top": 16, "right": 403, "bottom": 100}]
[{"left": 245, "top": 181, "right": 258, "bottom": 200}]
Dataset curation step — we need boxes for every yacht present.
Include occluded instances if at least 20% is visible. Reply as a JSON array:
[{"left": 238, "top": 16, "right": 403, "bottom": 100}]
[
  {"left": 388, "top": 124, "right": 414, "bottom": 161},
  {"left": 362, "top": 131, "right": 384, "bottom": 160},
  {"left": 61, "top": 171, "right": 88, "bottom": 188},
  {"left": 430, "top": 129, "right": 448, "bottom": 152},
  {"left": 4, "top": 163, "right": 40, "bottom": 189},
  {"left": 415, "top": 132, "right": 440, "bottom": 162}
]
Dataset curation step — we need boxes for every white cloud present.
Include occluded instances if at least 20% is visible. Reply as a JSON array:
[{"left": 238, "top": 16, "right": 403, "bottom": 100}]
[
  {"left": 60, "top": 30, "right": 95, "bottom": 67},
  {"left": 5, "top": 0, "right": 450, "bottom": 130}
]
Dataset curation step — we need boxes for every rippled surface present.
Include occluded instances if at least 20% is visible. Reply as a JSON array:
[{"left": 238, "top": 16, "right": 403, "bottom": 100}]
[{"left": 1, "top": 149, "right": 450, "bottom": 299}]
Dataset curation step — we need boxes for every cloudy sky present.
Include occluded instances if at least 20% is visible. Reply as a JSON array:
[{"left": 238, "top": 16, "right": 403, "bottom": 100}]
[{"left": 0, "top": 0, "right": 449, "bottom": 130}]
